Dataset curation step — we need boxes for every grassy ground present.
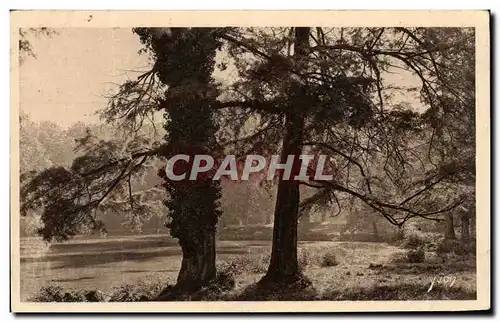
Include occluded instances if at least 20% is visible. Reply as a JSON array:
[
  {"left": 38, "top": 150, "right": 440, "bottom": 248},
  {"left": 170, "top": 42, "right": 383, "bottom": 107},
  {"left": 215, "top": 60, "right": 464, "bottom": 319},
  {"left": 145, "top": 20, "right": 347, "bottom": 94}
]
[{"left": 20, "top": 234, "right": 476, "bottom": 301}]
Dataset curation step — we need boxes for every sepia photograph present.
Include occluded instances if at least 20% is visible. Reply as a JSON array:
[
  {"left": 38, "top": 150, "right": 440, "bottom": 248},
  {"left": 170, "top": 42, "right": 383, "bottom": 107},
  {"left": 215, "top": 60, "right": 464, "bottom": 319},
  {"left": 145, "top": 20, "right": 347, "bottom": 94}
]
[{"left": 10, "top": 10, "right": 490, "bottom": 313}]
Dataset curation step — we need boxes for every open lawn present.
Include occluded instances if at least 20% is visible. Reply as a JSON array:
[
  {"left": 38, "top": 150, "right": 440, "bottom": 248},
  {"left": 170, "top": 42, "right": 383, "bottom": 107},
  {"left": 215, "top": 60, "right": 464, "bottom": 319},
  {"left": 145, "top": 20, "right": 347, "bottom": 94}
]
[{"left": 20, "top": 234, "right": 476, "bottom": 301}]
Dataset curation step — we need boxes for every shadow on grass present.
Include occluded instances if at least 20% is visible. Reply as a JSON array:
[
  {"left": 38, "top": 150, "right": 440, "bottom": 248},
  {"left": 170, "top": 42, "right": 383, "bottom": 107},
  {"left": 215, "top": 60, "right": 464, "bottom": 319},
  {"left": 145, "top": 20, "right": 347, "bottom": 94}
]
[
  {"left": 230, "top": 283, "right": 319, "bottom": 301},
  {"left": 208, "top": 274, "right": 319, "bottom": 301}
]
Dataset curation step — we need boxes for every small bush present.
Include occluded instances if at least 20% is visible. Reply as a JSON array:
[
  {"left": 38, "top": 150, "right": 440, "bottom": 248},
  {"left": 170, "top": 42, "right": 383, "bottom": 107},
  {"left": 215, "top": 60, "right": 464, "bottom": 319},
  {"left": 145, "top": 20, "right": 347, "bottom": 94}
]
[
  {"left": 30, "top": 284, "right": 65, "bottom": 302},
  {"left": 217, "top": 258, "right": 244, "bottom": 275},
  {"left": 82, "top": 290, "right": 107, "bottom": 302},
  {"left": 390, "top": 248, "right": 426, "bottom": 264},
  {"left": 321, "top": 251, "right": 339, "bottom": 267},
  {"left": 108, "top": 278, "right": 166, "bottom": 302},
  {"left": 297, "top": 247, "right": 342, "bottom": 268},
  {"left": 32, "top": 277, "right": 169, "bottom": 302},
  {"left": 218, "top": 255, "right": 266, "bottom": 275},
  {"left": 29, "top": 284, "right": 103, "bottom": 302},
  {"left": 212, "top": 261, "right": 236, "bottom": 292},
  {"left": 405, "top": 248, "right": 426, "bottom": 263}
]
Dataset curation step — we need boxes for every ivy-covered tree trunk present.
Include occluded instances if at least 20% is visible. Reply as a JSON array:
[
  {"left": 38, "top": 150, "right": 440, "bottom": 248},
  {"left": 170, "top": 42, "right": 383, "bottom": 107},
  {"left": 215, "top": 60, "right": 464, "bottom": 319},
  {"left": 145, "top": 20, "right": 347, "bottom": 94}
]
[
  {"left": 261, "top": 27, "right": 310, "bottom": 285},
  {"left": 142, "top": 28, "right": 223, "bottom": 294},
  {"left": 162, "top": 179, "right": 221, "bottom": 295}
]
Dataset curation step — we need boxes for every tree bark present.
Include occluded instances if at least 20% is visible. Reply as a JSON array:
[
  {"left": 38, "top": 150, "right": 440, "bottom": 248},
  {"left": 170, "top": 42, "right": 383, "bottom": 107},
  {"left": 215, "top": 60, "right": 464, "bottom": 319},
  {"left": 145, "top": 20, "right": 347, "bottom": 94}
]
[
  {"left": 157, "top": 227, "right": 216, "bottom": 300},
  {"left": 445, "top": 212, "right": 456, "bottom": 239},
  {"left": 261, "top": 27, "right": 310, "bottom": 285},
  {"left": 176, "top": 229, "right": 216, "bottom": 291},
  {"left": 263, "top": 173, "right": 301, "bottom": 283}
]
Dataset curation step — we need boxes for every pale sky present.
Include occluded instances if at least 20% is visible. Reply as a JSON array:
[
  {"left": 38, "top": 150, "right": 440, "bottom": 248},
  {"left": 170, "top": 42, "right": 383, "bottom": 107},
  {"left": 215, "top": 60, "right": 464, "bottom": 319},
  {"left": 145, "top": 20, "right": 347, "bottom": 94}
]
[
  {"left": 19, "top": 28, "right": 422, "bottom": 128},
  {"left": 20, "top": 28, "right": 150, "bottom": 127}
]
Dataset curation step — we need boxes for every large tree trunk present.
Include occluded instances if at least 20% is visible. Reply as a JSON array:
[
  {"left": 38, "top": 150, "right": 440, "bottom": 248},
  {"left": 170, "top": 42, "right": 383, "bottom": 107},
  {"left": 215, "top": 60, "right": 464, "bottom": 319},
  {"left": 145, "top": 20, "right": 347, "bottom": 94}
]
[
  {"left": 176, "top": 229, "right": 216, "bottom": 291},
  {"left": 262, "top": 112, "right": 304, "bottom": 284},
  {"left": 445, "top": 212, "right": 456, "bottom": 239},
  {"left": 460, "top": 213, "right": 470, "bottom": 241},
  {"left": 263, "top": 173, "right": 301, "bottom": 283},
  {"left": 153, "top": 28, "right": 223, "bottom": 298},
  {"left": 261, "top": 27, "right": 310, "bottom": 285},
  {"left": 157, "top": 228, "right": 216, "bottom": 300}
]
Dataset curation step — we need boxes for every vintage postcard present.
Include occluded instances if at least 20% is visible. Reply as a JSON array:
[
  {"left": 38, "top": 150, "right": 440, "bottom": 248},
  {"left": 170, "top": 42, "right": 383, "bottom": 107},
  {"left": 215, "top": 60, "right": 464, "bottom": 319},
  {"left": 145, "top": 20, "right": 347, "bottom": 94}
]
[{"left": 10, "top": 10, "right": 490, "bottom": 313}]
